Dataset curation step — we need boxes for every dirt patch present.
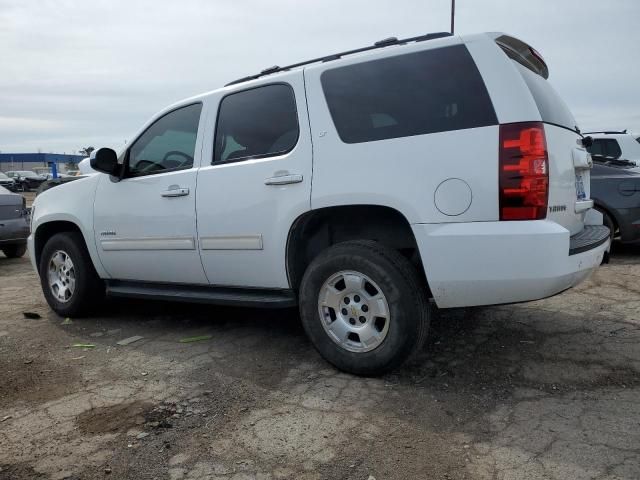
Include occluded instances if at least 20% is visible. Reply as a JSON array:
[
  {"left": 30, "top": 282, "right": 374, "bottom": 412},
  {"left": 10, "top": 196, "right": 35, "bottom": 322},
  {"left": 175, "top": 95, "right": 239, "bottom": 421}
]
[
  {"left": 76, "top": 401, "right": 152, "bottom": 435},
  {"left": 0, "top": 463, "right": 47, "bottom": 480},
  {"left": 2, "top": 254, "right": 640, "bottom": 479},
  {"left": 0, "top": 346, "right": 81, "bottom": 406}
]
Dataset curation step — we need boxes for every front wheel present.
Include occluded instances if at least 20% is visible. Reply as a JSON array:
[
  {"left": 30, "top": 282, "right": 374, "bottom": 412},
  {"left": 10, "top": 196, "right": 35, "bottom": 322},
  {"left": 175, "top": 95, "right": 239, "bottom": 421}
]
[
  {"left": 39, "top": 232, "right": 104, "bottom": 317},
  {"left": 299, "top": 240, "right": 431, "bottom": 376}
]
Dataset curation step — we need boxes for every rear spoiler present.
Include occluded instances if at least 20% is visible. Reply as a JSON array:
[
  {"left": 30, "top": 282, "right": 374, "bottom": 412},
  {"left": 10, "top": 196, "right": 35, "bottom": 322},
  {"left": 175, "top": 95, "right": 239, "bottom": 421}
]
[{"left": 494, "top": 34, "right": 549, "bottom": 79}]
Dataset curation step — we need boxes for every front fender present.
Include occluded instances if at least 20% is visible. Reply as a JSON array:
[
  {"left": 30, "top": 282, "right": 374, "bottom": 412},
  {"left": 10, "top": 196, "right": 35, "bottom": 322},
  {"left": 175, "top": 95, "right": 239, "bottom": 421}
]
[{"left": 32, "top": 175, "right": 109, "bottom": 279}]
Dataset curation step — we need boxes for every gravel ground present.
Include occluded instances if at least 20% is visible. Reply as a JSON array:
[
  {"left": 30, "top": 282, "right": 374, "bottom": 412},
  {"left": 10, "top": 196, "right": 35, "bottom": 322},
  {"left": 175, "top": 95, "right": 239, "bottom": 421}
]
[{"left": 0, "top": 243, "right": 639, "bottom": 480}]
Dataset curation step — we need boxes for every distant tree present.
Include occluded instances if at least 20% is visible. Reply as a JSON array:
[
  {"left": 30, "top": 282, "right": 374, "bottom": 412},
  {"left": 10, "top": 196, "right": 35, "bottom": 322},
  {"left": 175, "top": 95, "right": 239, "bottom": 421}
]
[{"left": 78, "top": 146, "right": 95, "bottom": 156}]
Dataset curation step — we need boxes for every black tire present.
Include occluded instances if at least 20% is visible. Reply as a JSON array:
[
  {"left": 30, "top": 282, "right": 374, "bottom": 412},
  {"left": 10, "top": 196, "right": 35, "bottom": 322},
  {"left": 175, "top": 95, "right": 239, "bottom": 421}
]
[
  {"left": 39, "top": 231, "right": 104, "bottom": 317},
  {"left": 299, "top": 240, "right": 431, "bottom": 376},
  {"left": 2, "top": 244, "right": 27, "bottom": 258},
  {"left": 597, "top": 208, "right": 616, "bottom": 241}
]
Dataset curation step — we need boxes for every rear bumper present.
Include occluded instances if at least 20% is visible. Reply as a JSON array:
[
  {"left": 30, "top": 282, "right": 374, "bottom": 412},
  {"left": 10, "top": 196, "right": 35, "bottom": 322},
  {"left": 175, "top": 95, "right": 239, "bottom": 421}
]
[
  {"left": 0, "top": 218, "right": 29, "bottom": 246},
  {"left": 413, "top": 220, "right": 609, "bottom": 308},
  {"left": 0, "top": 182, "right": 17, "bottom": 192}
]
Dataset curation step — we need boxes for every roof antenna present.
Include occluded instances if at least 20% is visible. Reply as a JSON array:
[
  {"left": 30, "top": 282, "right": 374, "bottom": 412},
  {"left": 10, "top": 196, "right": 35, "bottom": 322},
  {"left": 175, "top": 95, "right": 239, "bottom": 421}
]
[{"left": 450, "top": 0, "right": 456, "bottom": 34}]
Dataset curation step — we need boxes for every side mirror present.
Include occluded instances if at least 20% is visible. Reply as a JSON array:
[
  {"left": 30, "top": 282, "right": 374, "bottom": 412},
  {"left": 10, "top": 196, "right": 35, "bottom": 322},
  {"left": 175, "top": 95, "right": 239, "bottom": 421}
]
[{"left": 90, "top": 148, "right": 120, "bottom": 177}]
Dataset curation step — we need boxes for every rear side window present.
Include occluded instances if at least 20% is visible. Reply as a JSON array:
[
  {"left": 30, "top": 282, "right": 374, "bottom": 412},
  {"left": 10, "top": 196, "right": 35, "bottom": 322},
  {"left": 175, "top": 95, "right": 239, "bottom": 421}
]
[
  {"left": 514, "top": 63, "right": 577, "bottom": 131},
  {"left": 321, "top": 45, "right": 497, "bottom": 144},
  {"left": 214, "top": 84, "right": 299, "bottom": 164},
  {"left": 588, "top": 139, "right": 621, "bottom": 159}
]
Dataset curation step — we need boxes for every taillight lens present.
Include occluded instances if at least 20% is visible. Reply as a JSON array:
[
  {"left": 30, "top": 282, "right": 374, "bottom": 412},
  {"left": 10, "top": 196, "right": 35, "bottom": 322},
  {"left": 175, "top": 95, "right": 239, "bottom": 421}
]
[{"left": 499, "top": 122, "right": 548, "bottom": 220}]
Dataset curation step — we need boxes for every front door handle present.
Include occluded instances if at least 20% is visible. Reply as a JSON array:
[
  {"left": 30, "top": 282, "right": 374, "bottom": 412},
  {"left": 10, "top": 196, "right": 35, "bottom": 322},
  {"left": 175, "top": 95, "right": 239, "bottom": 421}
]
[
  {"left": 264, "top": 174, "right": 303, "bottom": 186},
  {"left": 161, "top": 186, "right": 190, "bottom": 197}
]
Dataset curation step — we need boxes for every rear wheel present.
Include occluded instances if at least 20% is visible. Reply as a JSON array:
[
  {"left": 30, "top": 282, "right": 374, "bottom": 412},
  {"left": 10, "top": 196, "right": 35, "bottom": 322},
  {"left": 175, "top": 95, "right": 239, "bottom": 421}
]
[
  {"left": 2, "top": 244, "right": 26, "bottom": 258},
  {"left": 39, "top": 232, "right": 104, "bottom": 317},
  {"left": 299, "top": 240, "right": 431, "bottom": 376}
]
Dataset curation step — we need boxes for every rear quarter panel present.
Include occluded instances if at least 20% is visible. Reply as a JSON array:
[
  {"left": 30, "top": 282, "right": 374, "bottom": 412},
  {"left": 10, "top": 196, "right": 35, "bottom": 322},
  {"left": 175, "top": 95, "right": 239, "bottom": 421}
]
[
  {"left": 591, "top": 169, "right": 640, "bottom": 242},
  {"left": 304, "top": 36, "right": 501, "bottom": 224}
]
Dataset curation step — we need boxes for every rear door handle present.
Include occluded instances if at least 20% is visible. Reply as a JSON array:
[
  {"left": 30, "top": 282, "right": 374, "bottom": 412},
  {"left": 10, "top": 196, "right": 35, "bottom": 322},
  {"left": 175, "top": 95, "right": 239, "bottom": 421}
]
[
  {"left": 264, "top": 174, "right": 303, "bottom": 186},
  {"left": 161, "top": 186, "right": 190, "bottom": 197}
]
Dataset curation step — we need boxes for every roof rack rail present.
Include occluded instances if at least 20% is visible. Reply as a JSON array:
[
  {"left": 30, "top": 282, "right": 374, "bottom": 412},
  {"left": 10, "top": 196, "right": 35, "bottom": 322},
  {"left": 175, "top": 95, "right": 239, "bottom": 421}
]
[
  {"left": 584, "top": 130, "right": 628, "bottom": 135},
  {"left": 225, "top": 32, "right": 453, "bottom": 87}
]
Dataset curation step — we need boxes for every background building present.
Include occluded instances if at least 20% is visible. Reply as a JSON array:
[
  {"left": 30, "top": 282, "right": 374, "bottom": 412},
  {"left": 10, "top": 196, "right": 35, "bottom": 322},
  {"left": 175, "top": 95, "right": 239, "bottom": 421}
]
[{"left": 0, "top": 153, "right": 85, "bottom": 173}]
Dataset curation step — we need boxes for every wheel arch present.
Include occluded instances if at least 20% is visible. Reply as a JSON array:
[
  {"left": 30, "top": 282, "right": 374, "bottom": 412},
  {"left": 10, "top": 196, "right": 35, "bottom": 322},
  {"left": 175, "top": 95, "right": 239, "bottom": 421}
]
[
  {"left": 285, "top": 204, "right": 430, "bottom": 295},
  {"left": 34, "top": 221, "right": 85, "bottom": 271},
  {"left": 592, "top": 201, "right": 619, "bottom": 234}
]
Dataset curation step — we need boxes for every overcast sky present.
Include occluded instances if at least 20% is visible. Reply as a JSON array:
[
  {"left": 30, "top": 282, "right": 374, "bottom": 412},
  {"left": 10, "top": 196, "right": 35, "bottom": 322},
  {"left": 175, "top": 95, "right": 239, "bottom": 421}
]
[{"left": 1, "top": 0, "right": 638, "bottom": 154}]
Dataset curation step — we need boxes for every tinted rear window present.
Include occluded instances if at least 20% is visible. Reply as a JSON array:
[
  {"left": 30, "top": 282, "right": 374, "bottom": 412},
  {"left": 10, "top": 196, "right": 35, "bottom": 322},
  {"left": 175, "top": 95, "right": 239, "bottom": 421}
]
[
  {"left": 214, "top": 84, "right": 299, "bottom": 164},
  {"left": 514, "top": 63, "right": 577, "bottom": 131},
  {"left": 321, "top": 45, "right": 497, "bottom": 144},
  {"left": 588, "top": 139, "right": 621, "bottom": 159}
]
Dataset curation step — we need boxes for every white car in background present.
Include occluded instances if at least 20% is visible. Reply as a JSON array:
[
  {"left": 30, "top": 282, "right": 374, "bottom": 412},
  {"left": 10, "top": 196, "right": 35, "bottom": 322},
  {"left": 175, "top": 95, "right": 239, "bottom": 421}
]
[
  {"left": 584, "top": 130, "right": 640, "bottom": 165},
  {"left": 29, "top": 32, "right": 609, "bottom": 374},
  {"left": 78, "top": 157, "right": 97, "bottom": 175}
]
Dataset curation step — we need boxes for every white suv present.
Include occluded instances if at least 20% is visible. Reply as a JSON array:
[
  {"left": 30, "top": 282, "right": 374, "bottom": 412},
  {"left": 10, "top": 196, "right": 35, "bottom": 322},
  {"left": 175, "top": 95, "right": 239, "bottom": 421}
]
[
  {"left": 584, "top": 130, "right": 640, "bottom": 166},
  {"left": 29, "top": 32, "right": 610, "bottom": 374}
]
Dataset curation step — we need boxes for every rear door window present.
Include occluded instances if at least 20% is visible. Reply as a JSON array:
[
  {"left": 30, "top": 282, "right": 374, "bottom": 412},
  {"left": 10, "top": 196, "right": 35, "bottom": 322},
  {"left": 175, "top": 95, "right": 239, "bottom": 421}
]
[
  {"left": 213, "top": 84, "right": 299, "bottom": 164},
  {"left": 320, "top": 45, "right": 497, "bottom": 144}
]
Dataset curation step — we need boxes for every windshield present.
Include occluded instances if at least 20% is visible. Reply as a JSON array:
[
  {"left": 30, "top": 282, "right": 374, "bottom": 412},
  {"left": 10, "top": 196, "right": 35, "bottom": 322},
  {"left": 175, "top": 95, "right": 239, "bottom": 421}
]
[{"left": 0, "top": 172, "right": 9, "bottom": 179}]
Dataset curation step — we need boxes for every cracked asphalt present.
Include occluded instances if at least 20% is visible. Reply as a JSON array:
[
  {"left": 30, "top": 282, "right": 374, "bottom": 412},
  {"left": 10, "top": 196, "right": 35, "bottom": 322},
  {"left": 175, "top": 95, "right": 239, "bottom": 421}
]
[{"left": 0, "top": 244, "right": 639, "bottom": 480}]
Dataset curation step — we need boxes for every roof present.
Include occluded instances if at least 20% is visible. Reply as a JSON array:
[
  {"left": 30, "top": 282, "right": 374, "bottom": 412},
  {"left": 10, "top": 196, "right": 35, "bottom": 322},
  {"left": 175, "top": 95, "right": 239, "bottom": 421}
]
[{"left": 225, "top": 32, "right": 453, "bottom": 87}]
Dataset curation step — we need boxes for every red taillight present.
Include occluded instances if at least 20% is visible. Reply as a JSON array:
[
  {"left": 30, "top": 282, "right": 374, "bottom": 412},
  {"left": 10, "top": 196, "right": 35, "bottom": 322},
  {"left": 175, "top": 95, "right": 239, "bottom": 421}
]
[{"left": 499, "top": 122, "right": 548, "bottom": 220}]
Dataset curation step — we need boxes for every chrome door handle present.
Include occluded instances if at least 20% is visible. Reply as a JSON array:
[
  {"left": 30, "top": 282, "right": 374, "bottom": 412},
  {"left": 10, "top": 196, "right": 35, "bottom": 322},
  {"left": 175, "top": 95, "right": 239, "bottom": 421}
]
[
  {"left": 161, "top": 187, "right": 190, "bottom": 197},
  {"left": 264, "top": 174, "right": 303, "bottom": 186}
]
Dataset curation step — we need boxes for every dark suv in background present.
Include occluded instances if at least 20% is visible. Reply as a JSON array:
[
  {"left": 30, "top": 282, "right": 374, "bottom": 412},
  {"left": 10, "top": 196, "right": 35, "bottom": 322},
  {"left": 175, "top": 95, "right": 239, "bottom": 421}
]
[
  {"left": 0, "top": 185, "right": 29, "bottom": 258},
  {"left": 590, "top": 158, "right": 640, "bottom": 244},
  {"left": 6, "top": 170, "right": 47, "bottom": 191}
]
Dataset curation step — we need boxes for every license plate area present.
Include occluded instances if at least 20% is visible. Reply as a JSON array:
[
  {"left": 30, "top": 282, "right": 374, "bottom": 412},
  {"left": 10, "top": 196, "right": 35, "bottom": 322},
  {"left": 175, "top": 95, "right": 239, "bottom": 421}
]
[{"left": 575, "top": 172, "right": 587, "bottom": 200}]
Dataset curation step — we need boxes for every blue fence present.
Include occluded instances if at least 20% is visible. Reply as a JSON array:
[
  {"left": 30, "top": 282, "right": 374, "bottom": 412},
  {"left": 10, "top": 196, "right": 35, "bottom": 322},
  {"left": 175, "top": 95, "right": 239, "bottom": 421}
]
[{"left": 0, "top": 153, "right": 85, "bottom": 172}]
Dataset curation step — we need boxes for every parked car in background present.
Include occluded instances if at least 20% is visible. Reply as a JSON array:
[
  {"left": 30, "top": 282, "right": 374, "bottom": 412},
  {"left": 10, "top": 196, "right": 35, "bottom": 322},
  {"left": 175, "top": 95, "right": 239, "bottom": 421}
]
[
  {"left": 6, "top": 170, "right": 47, "bottom": 191},
  {"left": 29, "top": 32, "right": 609, "bottom": 374},
  {"left": 590, "top": 157, "right": 640, "bottom": 244},
  {"left": 585, "top": 130, "right": 640, "bottom": 166},
  {"left": 33, "top": 167, "right": 52, "bottom": 177},
  {"left": 0, "top": 185, "right": 29, "bottom": 258},
  {"left": 0, "top": 172, "right": 18, "bottom": 192},
  {"left": 36, "top": 175, "right": 86, "bottom": 196}
]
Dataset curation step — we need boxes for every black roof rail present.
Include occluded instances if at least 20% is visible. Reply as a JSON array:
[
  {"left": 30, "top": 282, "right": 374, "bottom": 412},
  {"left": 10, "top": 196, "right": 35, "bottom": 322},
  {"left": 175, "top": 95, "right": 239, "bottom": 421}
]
[
  {"left": 225, "top": 32, "right": 453, "bottom": 87},
  {"left": 584, "top": 130, "right": 628, "bottom": 135}
]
